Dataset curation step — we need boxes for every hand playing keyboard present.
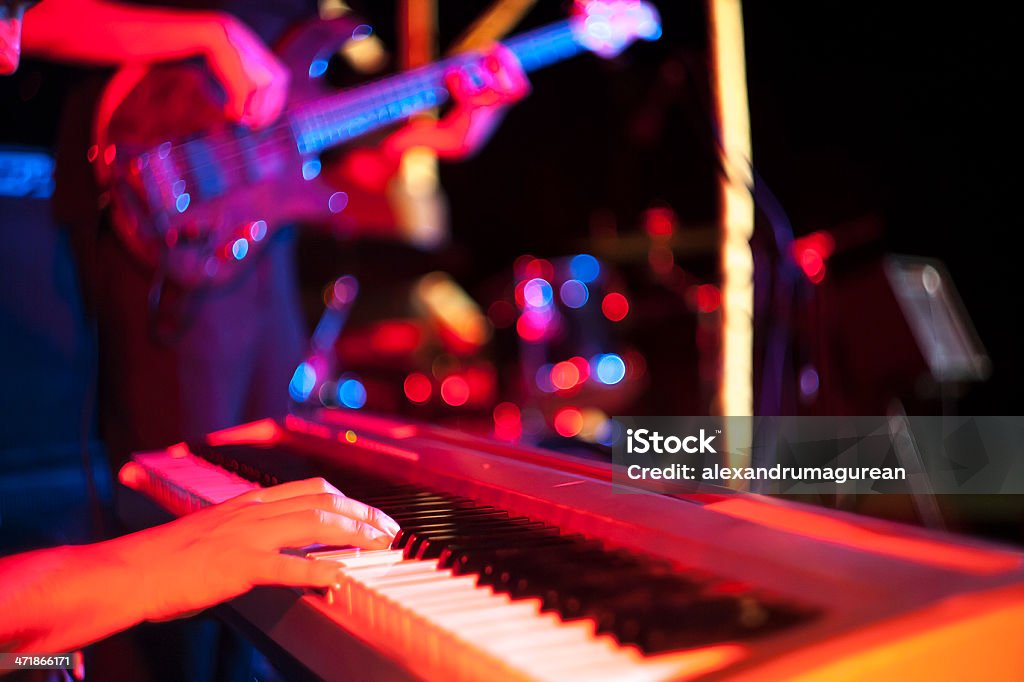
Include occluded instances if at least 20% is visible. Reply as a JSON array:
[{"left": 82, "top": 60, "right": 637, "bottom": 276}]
[{"left": 117, "top": 471, "right": 400, "bottom": 622}]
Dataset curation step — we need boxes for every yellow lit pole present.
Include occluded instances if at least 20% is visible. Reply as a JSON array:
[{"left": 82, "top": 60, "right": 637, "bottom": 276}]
[
  {"left": 449, "top": 0, "right": 538, "bottom": 53},
  {"left": 709, "top": 0, "right": 754, "bottom": 474},
  {"left": 395, "top": 0, "right": 446, "bottom": 248}
]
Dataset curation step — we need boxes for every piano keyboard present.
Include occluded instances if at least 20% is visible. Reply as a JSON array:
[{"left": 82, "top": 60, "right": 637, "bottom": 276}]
[{"left": 127, "top": 415, "right": 1024, "bottom": 681}]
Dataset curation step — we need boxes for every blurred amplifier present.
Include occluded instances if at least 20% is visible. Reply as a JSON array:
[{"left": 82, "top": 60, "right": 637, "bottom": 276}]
[{"left": 827, "top": 255, "right": 988, "bottom": 410}]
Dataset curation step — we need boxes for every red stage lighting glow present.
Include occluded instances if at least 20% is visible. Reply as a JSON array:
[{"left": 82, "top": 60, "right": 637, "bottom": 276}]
[
  {"left": 601, "top": 292, "right": 629, "bottom": 321},
  {"left": 696, "top": 284, "right": 721, "bottom": 313},
  {"left": 643, "top": 207, "right": 676, "bottom": 237},
  {"left": 791, "top": 231, "right": 836, "bottom": 285},
  {"left": 370, "top": 320, "right": 422, "bottom": 355},
  {"left": 403, "top": 373, "right": 432, "bottom": 403},
  {"left": 493, "top": 402, "right": 522, "bottom": 441},
  {"left": 516, "top": 311, "right": 548, "bottom": 342},
  {"left": 568, "top": 355, "right": 591, "bottom": 382},
  {"left": 440, "top": 375, "right": 470, "bottom": 407},
  {"left": 550, "top": 361, "right": 581, "bottom": 390},
  {"left": 554, "top": 407, "right": 584, "bottom": 437}
]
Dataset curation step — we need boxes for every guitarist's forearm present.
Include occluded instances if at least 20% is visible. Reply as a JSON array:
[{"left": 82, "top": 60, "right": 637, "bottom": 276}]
[{"left": 22, "top": 0, "right": 226, "bottom": 66}]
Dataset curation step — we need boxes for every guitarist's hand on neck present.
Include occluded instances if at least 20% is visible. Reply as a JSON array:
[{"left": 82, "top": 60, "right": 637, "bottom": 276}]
[{"left": 340, "top": 44, "right": 530, "bottom": 193}]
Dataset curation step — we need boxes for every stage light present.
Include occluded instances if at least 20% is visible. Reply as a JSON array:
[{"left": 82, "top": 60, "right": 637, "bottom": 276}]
[
  {"left": 799, "top": 366, "right": 820, "bottom": 398},
  {"left": 594, "top": 353, "right": 626, "bottom": 385},
  {"left": 404, "top": 373, "right": 432, "bottom": 403},
  {"left": 560, "top": 279, "right": 589, "bottom": 308},
  {"left": 514, "top": 255, "right": 536, "bottom": 279},
  {"left": 337, "top": 378, "right": 367, "bottom": 409},
  {"left": 696, "top": 284, "right": 721, "bottom": 313},
  {"left": 288, "top": 362, "right": 316, "bottom": 402},
  {"left": 535, "top": 364, "right": 556, "bottom": 393},
  {"left": 332, "top": 275, "right": 358, "bottom": 306},
  {"left": 309, "top": 59, "right": 329, "bottom": 78},
  {"left": 249, "top": 220, "right": 268, "bottom": 241},
  {"left": 231, "top": 238, "right": 248, "bottom": 261},
  {"left": 579, "top": 408, "right": 609, "bottom": 442},
  {"left": 328, "top": 191, "right": 349, "bottom": 213},
  {"left": 791, "top": 232, "right": 834, "bottom": 285},
  {"left": 516, "top": 310, "right": 549, "bottom": 342},
  {"left": 523, "top": 278, "right": 553, "bottom": 308},
  {"left": 441, "top": 375, "right": 470, "bottom": 406},
  {"left": 569, "top": 254, "right": 601, "bottom": 283},
  {"left": 569, "top": 355, "right": 590, "bottom": 382},
  {"left": 643, "top": 207, "right": 675, "bottom": 237},
  {"left": 493, "top": 402, "right": 522, "bottom": 441},
  {"left": 369, "top": 321, "right": 422, "bottom": 354},
  {"left": 551, "top": 361, "right": 580, "bottom": 390},
  {"left": 175, "top": 192, "right": 190, "bottom": 213},
  {"left": 302, "top": 159, "right": 322, "bottom": 180},
  {"left": 601, "top": 292, "right": 629, "bottom": 321},
  {"left": 554, "top": 407, "right": 583, "bottom": 437}
]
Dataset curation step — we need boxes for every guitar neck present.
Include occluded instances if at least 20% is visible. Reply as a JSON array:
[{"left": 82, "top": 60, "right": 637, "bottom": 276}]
[{"left": 288, "top": 20, "right": 580, "bottom": 156}]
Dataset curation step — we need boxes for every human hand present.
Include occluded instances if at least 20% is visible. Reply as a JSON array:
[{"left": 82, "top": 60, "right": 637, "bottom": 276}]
[
  {"left": 115, "top": 473, "right": 399, "bottom": 621},
  {"left": 445, "top": 44, "right": 530, "bottom": 112},
  {"left": 203, "top": 14, "right": 290, "bottom": 128}
]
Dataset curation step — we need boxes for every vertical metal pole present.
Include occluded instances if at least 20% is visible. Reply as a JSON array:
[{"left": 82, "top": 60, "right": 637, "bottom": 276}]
[
  {"left": 396, "top": 0, "right": 446, "bottom": 248},
  {"left": 709, "top": 0, "right": 754, "bottom": 475}
]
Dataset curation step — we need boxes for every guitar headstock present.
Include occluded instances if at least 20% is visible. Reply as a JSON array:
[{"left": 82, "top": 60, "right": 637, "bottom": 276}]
[{"left": 570, "top": 1, "right": 662, "bottom": 59}]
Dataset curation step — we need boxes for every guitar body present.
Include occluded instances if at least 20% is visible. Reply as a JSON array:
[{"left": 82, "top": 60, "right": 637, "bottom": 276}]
[{"left": 102, "top": 18, "right": 357, "bottom": 289}]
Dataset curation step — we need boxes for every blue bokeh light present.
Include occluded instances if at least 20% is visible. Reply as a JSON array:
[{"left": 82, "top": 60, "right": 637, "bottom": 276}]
[
  {"left": 288, "top": 362, "right": 316, "bottom": 402},
  {"left": 593, "top": 353, "right": 626, "bottom": 385},
  {"left": 337, "top": 378, "right": 367, "bottom": 409},
  {"left": 309, "top": 59, "right": 329, "bottom": 78},
  {"left": 523, "top": 278, "right": 553, "bottom": 308},
  {"left": 560, "top": 279, "right": 589, "bottom": 309},
  {"left": 231, "top": 238, "right": 249, "bottom": 260},
  {"left": 302, "top": 159, "right": 322, "bottom": 180},
  {"left": 569, "top": 254, "right": 600, "bottom": 283}
]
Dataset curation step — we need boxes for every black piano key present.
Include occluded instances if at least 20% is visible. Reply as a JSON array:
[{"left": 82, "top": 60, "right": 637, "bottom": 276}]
[
  {"left": 399, "top": 520, "right": 548, "bottom": 557},
  {"left": 412, "top": 526, "right": 560, "bottom": 561},
  {"left": 440, "top": 535, "right": 593, "bottom": 572}
]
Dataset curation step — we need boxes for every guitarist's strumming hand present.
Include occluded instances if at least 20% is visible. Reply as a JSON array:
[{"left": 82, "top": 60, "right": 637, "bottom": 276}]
[
  {"left": 18, "top": 0, "right": 288, "bottom": 128},
  {"left": 340, "top": 45, "right": 530, "bottom": 193}
]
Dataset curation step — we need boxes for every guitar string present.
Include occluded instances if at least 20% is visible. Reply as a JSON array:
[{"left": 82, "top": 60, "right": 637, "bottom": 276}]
[
  {"left": 125, "top": 24, "right": 580, "bottom": 217},
  {"left": 120, "top": 22, "right": 574, "bottom": 177}
]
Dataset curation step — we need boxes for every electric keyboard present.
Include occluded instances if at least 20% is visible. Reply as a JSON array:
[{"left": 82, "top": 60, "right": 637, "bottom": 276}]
[{"left": 124, "top": 412, "right": 1024, "bottom": 681}]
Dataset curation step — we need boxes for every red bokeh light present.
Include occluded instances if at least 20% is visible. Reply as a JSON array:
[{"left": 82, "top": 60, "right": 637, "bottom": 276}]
[
  {"left": 790, "top": 232, "right": 835, "bottom": 285},
  {"left": 602, "top": 292, "right": 629, "bottom": 322},
  {"left": 643, "top": 207, "right": 676, "bottom": 237},
  {"left": 550, "top": 361, "right": 581, "bottom": 390},
  {"left": 440, "top": 375, "right": 470, "bottom": 407},
  {"left": 695, "top": 284, "right": 721, "bottom": 313},
  {"left": 403, "top": 373, "right": 432, "bottom": 404},
  {"left": 370, "top": 320, "right": 422, "bottom": 355},
  {"left": 553, "top": 407, "right": 584, "bottom": 437},
  {"left": 568, "top": 356, "right": 590, "bottom": 382},
  {"left": 516, "top": 312, "right": 548, "bottom": 342},
  {"left": 493, "top": 402, "right": 522, "bottom": 441}
]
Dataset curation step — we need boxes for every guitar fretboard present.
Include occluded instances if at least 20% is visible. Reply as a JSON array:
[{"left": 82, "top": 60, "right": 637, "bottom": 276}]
[{"left": 288, "top": 20, "right": 580, "bottom": 156}]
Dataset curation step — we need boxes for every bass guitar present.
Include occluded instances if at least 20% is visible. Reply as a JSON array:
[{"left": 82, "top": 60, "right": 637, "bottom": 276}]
[{"left": 96, "top": 2, "right": 661, "bottom": 289}]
